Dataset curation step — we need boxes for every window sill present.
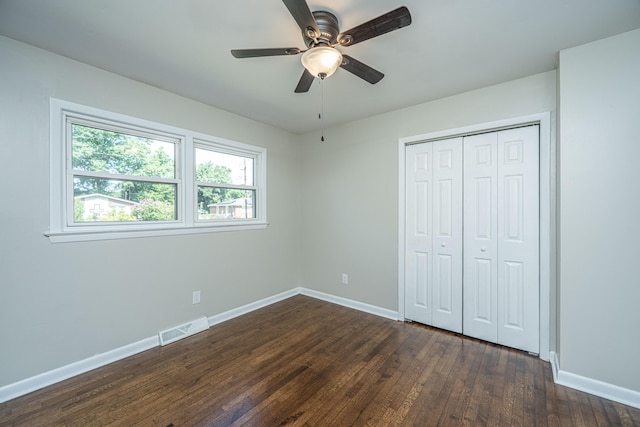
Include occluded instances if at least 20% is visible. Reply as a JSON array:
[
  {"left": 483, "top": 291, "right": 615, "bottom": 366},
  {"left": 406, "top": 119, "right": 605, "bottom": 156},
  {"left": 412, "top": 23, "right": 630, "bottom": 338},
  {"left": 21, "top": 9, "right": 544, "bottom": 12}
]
[{"left": 44, "top": 222, "right": 269, "bottom": 243}]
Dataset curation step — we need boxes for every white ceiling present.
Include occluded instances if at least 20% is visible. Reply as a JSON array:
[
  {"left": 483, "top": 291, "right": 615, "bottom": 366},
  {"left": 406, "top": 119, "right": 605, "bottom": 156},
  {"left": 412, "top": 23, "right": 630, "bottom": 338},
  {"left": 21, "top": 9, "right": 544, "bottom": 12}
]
[{"left": 1, "top": 0, "right": 639, "bottom": 134}]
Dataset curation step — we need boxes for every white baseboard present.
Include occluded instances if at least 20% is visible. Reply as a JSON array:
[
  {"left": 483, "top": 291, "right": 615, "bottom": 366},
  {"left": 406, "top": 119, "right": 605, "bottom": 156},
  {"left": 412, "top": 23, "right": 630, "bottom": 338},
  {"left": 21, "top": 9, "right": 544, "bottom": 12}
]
[
  {"left": 0, "top": 336, "right": 158, "bottom": 404},
  {"left": 0, "top": 287, "right": 396, "bottom": 404},
  {"left": 550, "top": 351, "right": 640, "bottom": 409},
  {"left": 299, "top": 288, "right": 399, "bottom": 321},
  {"left": 207, "top": 288, "right": 300, "bottom": 326}
]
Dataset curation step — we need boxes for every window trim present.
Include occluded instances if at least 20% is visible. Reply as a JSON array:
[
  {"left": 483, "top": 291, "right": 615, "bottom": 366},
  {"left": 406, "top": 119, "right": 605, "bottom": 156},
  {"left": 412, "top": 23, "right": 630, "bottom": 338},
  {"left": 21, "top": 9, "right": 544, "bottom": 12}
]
[
  {"left": 65, "top": 116, "right": 184, "bottom": 229},
  {"left": 192, "top": 139, "right": 261, "bottom": 225},
  {"left": 47, "top": 98, "right": 267, "bottom": 243}
]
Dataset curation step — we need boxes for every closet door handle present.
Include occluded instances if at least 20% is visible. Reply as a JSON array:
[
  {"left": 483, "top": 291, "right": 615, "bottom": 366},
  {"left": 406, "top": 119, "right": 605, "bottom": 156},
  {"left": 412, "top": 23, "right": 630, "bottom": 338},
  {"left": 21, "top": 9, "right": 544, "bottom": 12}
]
[
  {"left": 480, "top": 247, "right": 487, "bottom": 252},
  {"left": 440, "top": 242, "right": 446, "bottom": 248}
]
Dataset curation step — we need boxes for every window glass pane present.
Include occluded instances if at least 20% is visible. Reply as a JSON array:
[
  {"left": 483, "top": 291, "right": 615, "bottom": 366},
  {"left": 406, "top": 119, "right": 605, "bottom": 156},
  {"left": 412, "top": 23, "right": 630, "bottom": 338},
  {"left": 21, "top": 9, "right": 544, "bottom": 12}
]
[
  {"left": 197, "top": 188, "right": 255, "bottom": 220},
  {"left": 73, "top": 177, "right": 177, "bottom": 222},
  {"left": 72, "top": 123, "right": 175, "bottom": 179},
  {"left": 195, "top": 148, "right": 254, "bottom": 186}
]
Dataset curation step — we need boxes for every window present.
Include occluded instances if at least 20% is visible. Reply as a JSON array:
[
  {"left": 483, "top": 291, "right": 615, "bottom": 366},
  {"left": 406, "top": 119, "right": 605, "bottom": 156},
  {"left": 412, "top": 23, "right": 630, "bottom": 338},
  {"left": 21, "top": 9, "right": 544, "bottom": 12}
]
[
  {"left": 195, "top": 144, "right": 256, "bottom": 221},
  {"left": 48, "top": 99, "right": 267, "bottom": 243},
  {"left": 70, "top": 120, "right": 179, "bottom": 224}
]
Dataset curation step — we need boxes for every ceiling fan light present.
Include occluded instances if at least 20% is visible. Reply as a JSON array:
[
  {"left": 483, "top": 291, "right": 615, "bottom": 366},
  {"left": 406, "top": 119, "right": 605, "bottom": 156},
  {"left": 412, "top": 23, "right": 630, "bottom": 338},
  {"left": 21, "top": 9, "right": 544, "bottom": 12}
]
[{"left": 301, "top": 46, "right": 343, "bottom": 78}]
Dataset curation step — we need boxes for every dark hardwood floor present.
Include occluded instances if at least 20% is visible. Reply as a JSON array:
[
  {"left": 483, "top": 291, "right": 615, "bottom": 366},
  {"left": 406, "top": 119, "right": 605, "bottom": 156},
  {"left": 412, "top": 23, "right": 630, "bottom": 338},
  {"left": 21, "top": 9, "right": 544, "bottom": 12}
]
[{"left": 1, "top": 295, "right": 639, "bottom": 426}]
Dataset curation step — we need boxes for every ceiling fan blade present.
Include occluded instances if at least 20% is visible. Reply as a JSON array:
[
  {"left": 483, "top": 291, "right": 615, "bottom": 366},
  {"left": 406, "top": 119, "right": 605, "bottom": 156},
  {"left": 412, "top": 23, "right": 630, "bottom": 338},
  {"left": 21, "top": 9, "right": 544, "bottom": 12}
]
[
  {"left": 340, "top": 55, "right": 384, "bottom": 84},
  {"left": 338, "top": 6, "right": 412, "bottom": 46},
  {"left": 282, "top": 0, "right": 320, "bottom": 39},
  {"left": 231, "top": 48, "right": 301, "bottom": 58},
  {"left": 294, "top": 69, "right": 315, "bottom": 93}
]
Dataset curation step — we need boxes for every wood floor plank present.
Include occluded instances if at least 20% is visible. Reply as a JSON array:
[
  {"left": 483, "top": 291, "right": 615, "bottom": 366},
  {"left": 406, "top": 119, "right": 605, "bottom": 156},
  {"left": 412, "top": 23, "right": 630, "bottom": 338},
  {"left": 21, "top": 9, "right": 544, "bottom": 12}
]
[{"left": 2, "top": 295, "right": 639, "bottom": 426}]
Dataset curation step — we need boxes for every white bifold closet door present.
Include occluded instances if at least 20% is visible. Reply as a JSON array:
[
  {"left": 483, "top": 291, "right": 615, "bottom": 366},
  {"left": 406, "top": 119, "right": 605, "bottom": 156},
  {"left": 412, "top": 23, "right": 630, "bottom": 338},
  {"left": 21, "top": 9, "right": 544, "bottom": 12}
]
[
  {"left": 463, "top": 126, "right": 539, "bottom": 353},
  {"left": 405, "top": 125, "right": 539, "bottom": 353},
  {"left": 405, "top": 138, "right": 463, "bottom": 333}
]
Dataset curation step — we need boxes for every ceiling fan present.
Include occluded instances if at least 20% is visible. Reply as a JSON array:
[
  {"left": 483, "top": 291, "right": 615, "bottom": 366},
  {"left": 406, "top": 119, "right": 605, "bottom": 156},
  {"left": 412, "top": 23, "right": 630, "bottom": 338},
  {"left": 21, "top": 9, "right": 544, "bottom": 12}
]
[{"left": 231, "top": 0, "right": 412, "bottom": 93}]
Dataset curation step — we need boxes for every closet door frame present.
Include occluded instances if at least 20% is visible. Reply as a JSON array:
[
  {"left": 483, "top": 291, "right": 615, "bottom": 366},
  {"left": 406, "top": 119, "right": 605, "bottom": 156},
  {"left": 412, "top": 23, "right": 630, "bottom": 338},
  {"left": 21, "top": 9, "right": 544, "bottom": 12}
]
[{"left": 398, "top": 112, "right": 553, "bottom": 361}]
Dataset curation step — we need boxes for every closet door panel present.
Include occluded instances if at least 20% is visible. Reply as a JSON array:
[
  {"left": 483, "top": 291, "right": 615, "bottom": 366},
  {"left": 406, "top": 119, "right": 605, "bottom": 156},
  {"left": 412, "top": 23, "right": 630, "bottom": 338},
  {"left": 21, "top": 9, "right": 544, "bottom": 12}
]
[
  {"left": 432, "top": 138, "right": 463, "bottom": 333},
  {"left": 463, "top": 133, "right": 498, "bottom": 343},
  {"left": 405, "top": 144, "right": 433, "bottom": 325},
  {"left": 497, "top": 126, "right": 539, "bottom": 353}
]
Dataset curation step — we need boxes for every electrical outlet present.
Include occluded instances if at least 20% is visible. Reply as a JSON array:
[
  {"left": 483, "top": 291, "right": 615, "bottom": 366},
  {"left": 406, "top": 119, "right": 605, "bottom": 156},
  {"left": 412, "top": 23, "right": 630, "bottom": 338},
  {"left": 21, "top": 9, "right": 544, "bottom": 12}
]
[
  {"left": 342, "top": 274, "right": 349, "bottom": 285},
  {"left": 192, "top": 290, "right": 201, "bottom": 304}
]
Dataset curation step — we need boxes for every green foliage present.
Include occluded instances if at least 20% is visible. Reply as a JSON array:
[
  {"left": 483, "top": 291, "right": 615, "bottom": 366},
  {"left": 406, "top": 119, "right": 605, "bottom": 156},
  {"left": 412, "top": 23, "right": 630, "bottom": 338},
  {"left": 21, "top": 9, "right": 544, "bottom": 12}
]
[
  {"left": 132, "top": 199, "right": 176, "bottom": 221},
  {"left": 74, "top": 199, "right": 85, "bottom": 222},
  {"left": 196, "top": 161, "right": 244, "bottom": 212},
  {"left": 72, "top": 124, "right": 177, "bottom": 222},
  {"left": 71, "top": 124, "right": 248, "bottom": 222},
  {"left": 72, "top": 124, "right": 175, "bottom": 202},
  {"left": 102, "top": 209, "right": 135, "bottom": 222},
  {"left": 72, "top": 125, "right": 174, "bottom": 178}
]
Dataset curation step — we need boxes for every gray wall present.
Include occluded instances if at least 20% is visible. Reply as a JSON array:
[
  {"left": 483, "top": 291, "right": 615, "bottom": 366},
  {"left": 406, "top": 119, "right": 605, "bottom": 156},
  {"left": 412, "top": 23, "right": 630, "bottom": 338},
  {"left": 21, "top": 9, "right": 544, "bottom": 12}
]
[
  {"left": 299, "top": 71, "right": 556, "bottom": 312},
  {"left": 0, "top": 36, "right": 301, "bottom": 387},
  {"left": 558, "top": 29, "right": 640, "bottom": 391}
]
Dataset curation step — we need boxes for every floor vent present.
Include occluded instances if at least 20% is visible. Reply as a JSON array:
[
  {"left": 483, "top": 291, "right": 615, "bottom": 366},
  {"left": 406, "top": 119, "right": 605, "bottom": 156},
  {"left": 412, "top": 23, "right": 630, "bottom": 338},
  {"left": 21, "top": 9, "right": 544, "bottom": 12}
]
[{"left": 159, "top": 317, "right": 209, "bottom": 346}]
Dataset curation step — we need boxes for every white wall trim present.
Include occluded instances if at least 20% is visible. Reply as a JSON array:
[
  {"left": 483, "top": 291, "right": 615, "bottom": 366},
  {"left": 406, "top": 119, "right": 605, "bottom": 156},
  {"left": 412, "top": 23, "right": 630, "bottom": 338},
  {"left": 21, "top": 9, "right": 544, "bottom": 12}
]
[
  {"left": 299, "top": 288, "right": 399, "bottom": 321},
  {"left": 207, "top": 288, "right": 300, "bottom": 327},
  {"left": 398, "top": 112, "right": 553, "bottom": 361},
  {"left": 550, "top": 352, "right": 640, "bottom": 409},
  {"left": 397, "top": 140, "right": 407, "bottom": 322},
  {"left": 0, "top": 287, "right": 396, "bottom": 404},
  {"left": 550, "top": 351, "right": 560, "bottom": 382},
  {"left": 0, "top": 336, "right": 158, "bottom": 404}
]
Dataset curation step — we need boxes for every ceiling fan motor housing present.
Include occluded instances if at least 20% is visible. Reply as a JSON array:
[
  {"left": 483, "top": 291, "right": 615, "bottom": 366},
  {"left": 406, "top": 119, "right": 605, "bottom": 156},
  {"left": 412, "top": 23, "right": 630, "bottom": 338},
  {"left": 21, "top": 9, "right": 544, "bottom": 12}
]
[{"left": 304, "top": 10, "right": 340, "bottom": 48}]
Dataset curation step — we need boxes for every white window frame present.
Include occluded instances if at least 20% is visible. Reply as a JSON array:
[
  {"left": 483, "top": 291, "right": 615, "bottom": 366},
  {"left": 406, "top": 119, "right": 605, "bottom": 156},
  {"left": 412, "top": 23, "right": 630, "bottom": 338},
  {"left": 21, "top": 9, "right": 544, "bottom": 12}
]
[
  {"left": 47, "top": 99, "right": 267, "bottom": 243},
  {"left": 64, "top": 116, "right": 184, "bottom": 230},
  {"left": 193, "top": 139, "right": 260, "bottom": 225}
]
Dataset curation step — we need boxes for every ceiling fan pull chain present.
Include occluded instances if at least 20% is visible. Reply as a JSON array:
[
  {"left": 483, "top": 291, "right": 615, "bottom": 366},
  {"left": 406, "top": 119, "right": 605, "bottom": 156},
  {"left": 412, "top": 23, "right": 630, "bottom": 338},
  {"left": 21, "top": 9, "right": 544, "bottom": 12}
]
[{"left": 319, "top": 75, "right": 325, "bottom": 142}]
